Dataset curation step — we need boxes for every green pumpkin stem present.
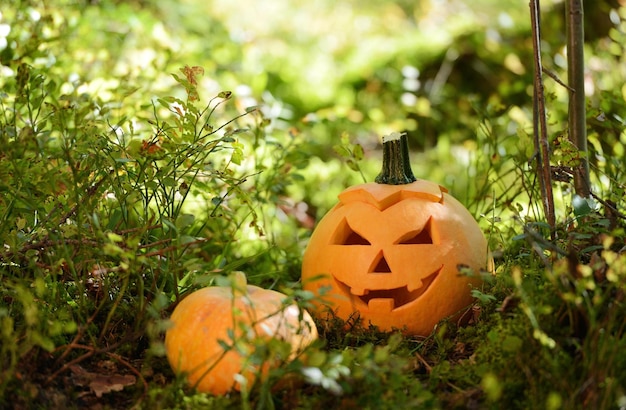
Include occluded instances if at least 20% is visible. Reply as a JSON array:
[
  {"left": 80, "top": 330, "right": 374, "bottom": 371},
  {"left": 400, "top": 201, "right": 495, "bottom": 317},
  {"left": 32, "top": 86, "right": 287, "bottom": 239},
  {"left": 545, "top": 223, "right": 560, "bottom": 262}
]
[{"left": 375, "top": 132, "right": 417, "bottom": 185}]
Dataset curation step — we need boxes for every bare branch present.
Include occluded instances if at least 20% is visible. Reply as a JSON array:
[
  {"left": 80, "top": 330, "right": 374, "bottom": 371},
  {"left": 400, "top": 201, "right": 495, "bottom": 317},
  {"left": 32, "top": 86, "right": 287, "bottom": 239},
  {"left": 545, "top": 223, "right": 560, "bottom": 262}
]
[
  {"left": 530, "top": 0, "right": 556, "bottom": 235},
  {"left": 566, "top": 0, "right": 591, "bottom": 197},
  {"left": 542, "top": 68, "right": 575, "bottom": 92}
]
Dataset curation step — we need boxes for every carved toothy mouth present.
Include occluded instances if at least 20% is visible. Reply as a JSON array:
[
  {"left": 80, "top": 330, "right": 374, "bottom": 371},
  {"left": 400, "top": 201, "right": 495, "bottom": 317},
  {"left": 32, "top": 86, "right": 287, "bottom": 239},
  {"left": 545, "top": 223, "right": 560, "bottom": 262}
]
[{"left": 335, "top": 267, "right": 442, "bottom": 312}]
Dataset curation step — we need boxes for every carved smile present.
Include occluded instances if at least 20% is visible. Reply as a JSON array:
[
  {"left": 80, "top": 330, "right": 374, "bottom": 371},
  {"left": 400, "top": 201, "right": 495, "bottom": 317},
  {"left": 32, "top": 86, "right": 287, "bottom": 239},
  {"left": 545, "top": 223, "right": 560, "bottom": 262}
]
[{"left": 335, "top": 267, "right": 442, "bottom": 312}]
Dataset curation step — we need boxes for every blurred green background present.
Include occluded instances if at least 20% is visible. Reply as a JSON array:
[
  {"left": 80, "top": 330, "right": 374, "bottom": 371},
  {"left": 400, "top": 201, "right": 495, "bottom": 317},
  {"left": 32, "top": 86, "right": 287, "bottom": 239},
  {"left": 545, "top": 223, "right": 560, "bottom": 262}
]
[{"left": 4, "top": 0, "right": 624, "bottom": 208}]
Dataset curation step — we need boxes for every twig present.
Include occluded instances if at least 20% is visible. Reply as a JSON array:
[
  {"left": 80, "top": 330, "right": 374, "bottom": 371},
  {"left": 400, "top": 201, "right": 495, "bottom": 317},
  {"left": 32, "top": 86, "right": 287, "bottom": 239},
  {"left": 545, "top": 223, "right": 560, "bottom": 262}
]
[
  {"left": 11, "top": 170, "right": 115, "bottom": 261},
  {"left": 530, "top": 0, "right": 556, "bottom": 236},
  {"left": 107, "top": 352, "right": 149, "bottom": 399},
  {"left": 53, "top": 311, "right": 100, "bottom": 366},
  {"left": 46, "top": 343, "right": 148, "bottom": 399},
  {"left": 590, "top": 192, "right": 626, "bottom": 220},
  {"left": 566, "top": 0, "right": 591, "bottom": 197},
  {"left": 8, "top": 238, "right": 100, "bottom": 254},
  {"left": 46, "top": 345, "right": 98, "bottom": 385},
  {"left": 414, "top": 351, "right": 433, "bottom": 373},
  {"left": 523, "top": 224, "right": 569, "bottom": 258},
  {"left": 542, "top": 68, "right": 575, "bottom": 92},
  {"left": 116, "top": 224, "right": 162, "bottom": 235},
  {"left": 142, "top": 238, "right": 207, "bottom": 258}
]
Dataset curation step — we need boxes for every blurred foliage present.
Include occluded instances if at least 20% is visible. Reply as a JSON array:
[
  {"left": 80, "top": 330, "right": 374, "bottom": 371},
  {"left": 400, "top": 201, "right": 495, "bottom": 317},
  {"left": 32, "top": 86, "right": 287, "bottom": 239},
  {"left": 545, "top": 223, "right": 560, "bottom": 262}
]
[{"left": 1, "top": 0, "right": 626, "bottom": 408}]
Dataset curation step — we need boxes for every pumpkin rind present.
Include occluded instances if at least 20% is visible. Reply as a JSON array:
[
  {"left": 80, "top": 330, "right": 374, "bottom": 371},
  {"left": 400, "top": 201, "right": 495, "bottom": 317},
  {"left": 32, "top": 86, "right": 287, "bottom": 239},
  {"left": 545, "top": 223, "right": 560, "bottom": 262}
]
[{"left": 165, "top": 284, "right": 318, "bottom": 395}]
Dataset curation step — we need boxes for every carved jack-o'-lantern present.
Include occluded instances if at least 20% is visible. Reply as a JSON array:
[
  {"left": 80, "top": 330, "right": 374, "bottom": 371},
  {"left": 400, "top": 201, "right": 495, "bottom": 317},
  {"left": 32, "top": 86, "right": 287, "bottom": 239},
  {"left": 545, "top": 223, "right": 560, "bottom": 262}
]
[{"left": 302, "top": 133, "right": 493, "bottom": 336}]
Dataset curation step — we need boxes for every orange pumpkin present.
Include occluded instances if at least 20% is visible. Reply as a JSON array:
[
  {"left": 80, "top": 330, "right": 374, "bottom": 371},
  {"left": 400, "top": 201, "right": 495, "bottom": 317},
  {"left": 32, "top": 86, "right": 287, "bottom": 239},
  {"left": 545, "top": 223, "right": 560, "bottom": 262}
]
[
  {"left": 165, "top": 273, "right": 318, "bottom": 395},
  {"left": 302, "top": 133, "right": 493, "bottom": 336}
]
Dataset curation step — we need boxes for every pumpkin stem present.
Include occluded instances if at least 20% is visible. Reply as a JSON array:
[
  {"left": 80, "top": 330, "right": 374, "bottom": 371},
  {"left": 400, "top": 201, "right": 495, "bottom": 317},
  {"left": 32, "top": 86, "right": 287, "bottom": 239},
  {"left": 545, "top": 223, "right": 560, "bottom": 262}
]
[{"left": 375, "top": 132, "right": 417, "bottom": 185}]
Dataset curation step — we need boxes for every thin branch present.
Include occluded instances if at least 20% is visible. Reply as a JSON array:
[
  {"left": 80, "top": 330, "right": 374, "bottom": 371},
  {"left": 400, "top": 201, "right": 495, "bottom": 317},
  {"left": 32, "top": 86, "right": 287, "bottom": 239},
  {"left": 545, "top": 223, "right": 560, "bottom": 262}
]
[
  {"left": 566, "top": 0, "right": 591, "bottom": 197},
  {"left": 530, "top": 0, "right": 556, "bottom": 235},
  {"left": 542, "top": 67, "right": 575, "bottom": 92},
  {"left": 590, "top": 192, "right": 626, "bottom": 221}
]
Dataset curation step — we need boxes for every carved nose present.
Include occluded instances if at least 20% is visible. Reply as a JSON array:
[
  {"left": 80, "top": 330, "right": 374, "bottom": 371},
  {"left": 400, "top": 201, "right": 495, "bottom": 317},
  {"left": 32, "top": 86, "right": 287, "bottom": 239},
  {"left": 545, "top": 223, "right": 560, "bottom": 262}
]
[{"left": 370, "top": 251, "right": 391, "bottom": 274}]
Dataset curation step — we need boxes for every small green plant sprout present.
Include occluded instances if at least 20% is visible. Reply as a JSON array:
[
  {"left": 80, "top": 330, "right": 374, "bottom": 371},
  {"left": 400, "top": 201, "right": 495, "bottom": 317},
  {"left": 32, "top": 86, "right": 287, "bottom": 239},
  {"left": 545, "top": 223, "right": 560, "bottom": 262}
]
[{"left": 333, "top": 132, "right": 367, "bottom": 183}]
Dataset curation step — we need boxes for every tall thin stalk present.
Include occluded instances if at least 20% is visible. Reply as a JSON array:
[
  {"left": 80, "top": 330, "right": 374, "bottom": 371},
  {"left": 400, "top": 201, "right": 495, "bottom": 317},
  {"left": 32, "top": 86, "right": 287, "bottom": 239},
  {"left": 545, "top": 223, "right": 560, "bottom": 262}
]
[
  {"left": 530, "top": 0, "right": 556, "bottom": 233},
  {"left": 566, "top": 0, "right": 591, "bottom": 197}
]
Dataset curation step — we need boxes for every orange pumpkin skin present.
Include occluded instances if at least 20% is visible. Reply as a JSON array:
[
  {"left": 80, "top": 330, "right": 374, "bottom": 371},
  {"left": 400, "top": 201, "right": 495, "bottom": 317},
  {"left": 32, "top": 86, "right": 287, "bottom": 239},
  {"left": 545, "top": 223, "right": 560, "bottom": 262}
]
[
  {"left": 165, "top": 283, "right": 318, "bottom": 395},
  {"left": 302, "top": 179, "right": 492, "bottom": 336}
]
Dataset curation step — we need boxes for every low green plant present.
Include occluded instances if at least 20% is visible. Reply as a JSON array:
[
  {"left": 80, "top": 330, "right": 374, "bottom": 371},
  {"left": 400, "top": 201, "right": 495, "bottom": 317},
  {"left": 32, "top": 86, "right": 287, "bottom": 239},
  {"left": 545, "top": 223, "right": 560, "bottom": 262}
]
[{"left": 0, "top": 57, "right": 314, "bottom": 406}]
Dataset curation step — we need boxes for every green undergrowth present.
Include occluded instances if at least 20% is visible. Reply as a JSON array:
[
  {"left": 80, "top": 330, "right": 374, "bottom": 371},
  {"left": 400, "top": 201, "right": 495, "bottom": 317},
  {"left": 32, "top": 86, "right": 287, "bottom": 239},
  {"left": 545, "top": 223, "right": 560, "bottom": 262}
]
[{"left": 2, "top": 0, "right": 626, "bottom": 409}]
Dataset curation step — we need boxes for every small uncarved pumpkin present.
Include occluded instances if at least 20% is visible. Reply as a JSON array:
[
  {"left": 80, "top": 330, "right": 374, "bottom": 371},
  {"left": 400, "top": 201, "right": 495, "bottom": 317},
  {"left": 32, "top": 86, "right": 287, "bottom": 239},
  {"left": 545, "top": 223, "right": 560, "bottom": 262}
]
[
  {"left": 165, "top": 274, "right": 318, "bottom": 395},
  {"left": 301, "top": 133, "right": 493, "bottom": 336}
]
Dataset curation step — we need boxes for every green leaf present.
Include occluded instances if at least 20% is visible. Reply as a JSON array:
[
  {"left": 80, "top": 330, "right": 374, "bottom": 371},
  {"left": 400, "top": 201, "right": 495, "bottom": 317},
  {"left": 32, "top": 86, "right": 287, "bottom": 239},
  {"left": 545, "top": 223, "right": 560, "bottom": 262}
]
[
  {"left": 352, "top": 143, "right": 364, "bottom": 161},
  {"left": 107, "top": 232, "right": 124, "bottom": 242},
  {"left": 32, "top": 331, "right": 55, "bottom": 352},
  {"left": 15, "top": 217, "right": 26, "bottom": 230},
  {"left": 162, "top": 218, "right": 177, "bottom": 232},
  {"left": 156, "top": 98, "right": 171, "bottom": 109},
  {"left": 170, "top": 73, "right": 183, "bottom": 84},
  {"left": 217, "top": 339, "right": 232, "bottom": 352},
  {"left": 340, "top": 132, "right": 350, "bottom": 145},
  {"left": 572, "top": 195, "right": 595, "bottom": 217},
  {"left": 178, "top": 235, "right": 197, "bottom": 245},
  {"left": 162, "top": 177, "right": 177, "bottom": 187},
  {"left": 346, "top": 159, "right": 359, "bottom": 171},
  {"left": 231, "top": 151, "right": 243, "bottom": 165},
  {"left": 226, "top": 328, "right": 236, "bottom": 342},
  {"left": 332, "top": 144, "right": 350, "bottom": 158},
  {"left": 175, "top": 213, "right": 195, "bottom": 229},
  {"left": 224, "top": 128, "right": 248, "bottom": 137},
  {"left": 230, "top": 141, "right": 244, "bottom": 165},
  {"left": 471, "top": 289, "right": 497, "bottom": 304},
  {"left": 121, "top": 86, "right": 141, "bottom": 97}
]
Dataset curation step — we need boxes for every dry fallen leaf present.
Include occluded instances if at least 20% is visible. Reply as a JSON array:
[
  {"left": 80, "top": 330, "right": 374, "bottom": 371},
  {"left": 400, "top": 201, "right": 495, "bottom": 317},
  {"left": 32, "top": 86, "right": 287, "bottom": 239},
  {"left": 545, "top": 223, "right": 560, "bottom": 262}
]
[
  {"left": 89, "top": 373, "right": 136, "bottom": 398},
  {"left": 70, "top": 364, "right": 136, "bottom": 398}
]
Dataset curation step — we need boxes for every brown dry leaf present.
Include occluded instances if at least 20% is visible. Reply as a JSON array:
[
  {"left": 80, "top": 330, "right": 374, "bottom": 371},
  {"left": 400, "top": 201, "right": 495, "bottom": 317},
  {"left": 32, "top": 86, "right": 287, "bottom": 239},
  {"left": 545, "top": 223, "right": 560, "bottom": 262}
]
[
  {"left": 89, "top": 374, "right": 136, "bottom": 398},
  {"left": 181, "top": 65, "right": 204, "bottom": 86},
  {"left": 69, "top": 364, "right": 136, "bottom": 398}
]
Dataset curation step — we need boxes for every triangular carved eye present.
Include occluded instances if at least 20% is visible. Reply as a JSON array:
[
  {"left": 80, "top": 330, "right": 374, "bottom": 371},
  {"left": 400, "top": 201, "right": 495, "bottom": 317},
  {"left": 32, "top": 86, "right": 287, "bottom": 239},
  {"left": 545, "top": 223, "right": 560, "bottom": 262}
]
[
  {"left": 370, "top": 251, "right": 392, "bottom": 273},
  {"left": 331, "top": 219, "right": 371, "bottom": 245},
  {"left": 396, "top": 217, "right": 434, "bottom": 244},
  {"left": 344, "top": 231, "right": 371, "bottom": 245}
]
